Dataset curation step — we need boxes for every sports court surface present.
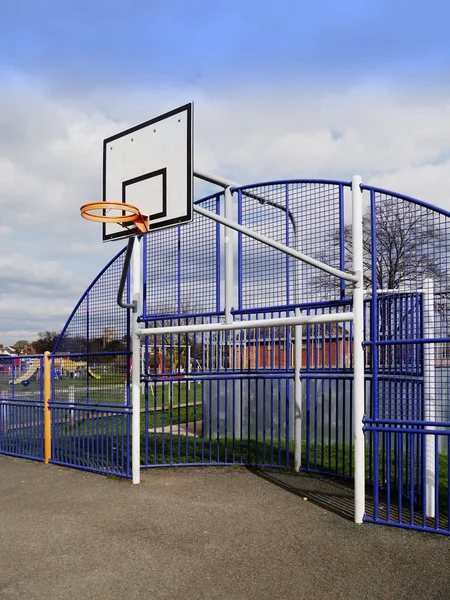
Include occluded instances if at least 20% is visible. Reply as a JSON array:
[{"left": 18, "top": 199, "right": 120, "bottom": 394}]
[{"left": 1, "top": 455, "right": 449, "bottom": 600}]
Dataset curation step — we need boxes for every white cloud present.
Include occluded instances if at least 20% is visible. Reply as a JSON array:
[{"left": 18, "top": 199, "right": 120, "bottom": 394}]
[
  {"left": 1, "top": 76, "right": 450, "bottom": 344},
  {"left": 0, "top": 252, "right": 92, "bottom": 344},
  {"left": 368, "top": 160, "right": 450, "bottom": 208},
  {"left": 0, "top": 253, "right": 86, "bottom": 294}
]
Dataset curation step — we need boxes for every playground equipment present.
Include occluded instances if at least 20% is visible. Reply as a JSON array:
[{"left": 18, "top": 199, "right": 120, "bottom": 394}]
[
  {"left": 9, "top": 358, "right": 40, "bottom": 386},
  {"left": 54, "top": 358, "right": 101, "bottom": 380}
]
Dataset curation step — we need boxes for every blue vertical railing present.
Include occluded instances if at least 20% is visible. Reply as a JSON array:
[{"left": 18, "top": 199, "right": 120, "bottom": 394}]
[
  {"left": 0, "top": 355, "right": 45, "bottom": 460},
  {"left": 362, "top": 184, "right": 450, "bottom": 535}
]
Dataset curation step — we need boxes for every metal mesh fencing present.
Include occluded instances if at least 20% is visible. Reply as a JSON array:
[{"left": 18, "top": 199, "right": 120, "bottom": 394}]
[
  {"left": 367, "top": 189, "right": 450, "bottom": 423},
  {"left": 19, "top": 176, "right": 447, "bottom": 534},
  {"left": 53, "top": 248, "right": 131, "bottom": 407},
  {"left": 143, "top": 194, "right": 221, "bottom": 318},
  {"left": 237, "top": 182, "right": 346, "bottom": 310},
  {"left": 55, "top": 249, "right": 129, "bottom": 355},
  {"left": 49, "top": 248, "right": 131, "bottom": 475},
  {"left": 141, "top": 314, "right": 294, "bottom": 469},
  {"left": 364, "top": 186, "right": 450, "bottom": 534}
]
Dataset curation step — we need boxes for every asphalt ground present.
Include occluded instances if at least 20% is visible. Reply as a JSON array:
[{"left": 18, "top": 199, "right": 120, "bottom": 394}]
[{"left": 1, "top": 455, "right": 449, "bottom": 600}]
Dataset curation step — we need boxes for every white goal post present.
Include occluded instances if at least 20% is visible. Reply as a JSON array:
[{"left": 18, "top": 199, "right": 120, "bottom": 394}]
[{"left": 130, "top": 174, "right": 365, "bottom": 526}]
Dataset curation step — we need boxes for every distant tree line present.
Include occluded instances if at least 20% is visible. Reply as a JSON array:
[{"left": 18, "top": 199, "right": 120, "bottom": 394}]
[{"left": 11, "top": 331, "right": 60, "bottom": 354}]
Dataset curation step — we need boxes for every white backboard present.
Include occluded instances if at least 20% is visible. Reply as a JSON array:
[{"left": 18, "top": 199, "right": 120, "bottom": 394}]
[{"left": 103, "top": 103, "right": 193, "bottom": 242}]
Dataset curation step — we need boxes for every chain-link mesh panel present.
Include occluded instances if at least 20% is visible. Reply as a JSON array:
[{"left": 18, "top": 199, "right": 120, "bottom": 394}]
[
  {"left": 237, "top": 182, "right": 345, "bottom": 310},
  {"left": 365, "top": 188, "right": 450, "bottom": 535},
  {"left": 51, "top": 353, "right": 129, "bottom": 405},
  {"left": 144, "top": 195, "right": 221, "bottom": 318}
]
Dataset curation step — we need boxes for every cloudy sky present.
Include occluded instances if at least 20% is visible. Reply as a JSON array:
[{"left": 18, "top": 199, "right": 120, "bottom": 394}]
[{"left": 1, "top": 0, "right": 450, "bottom": 346}]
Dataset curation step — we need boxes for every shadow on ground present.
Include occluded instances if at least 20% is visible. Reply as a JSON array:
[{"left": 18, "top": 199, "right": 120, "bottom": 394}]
[{"left": 250, "top": 468, "right": 356, "bottom": 521}]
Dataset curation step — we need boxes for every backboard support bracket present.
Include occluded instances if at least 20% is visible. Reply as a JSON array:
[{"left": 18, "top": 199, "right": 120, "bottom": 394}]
[{"left": 117, "top": 237, "right": 137, "bottom": 312}]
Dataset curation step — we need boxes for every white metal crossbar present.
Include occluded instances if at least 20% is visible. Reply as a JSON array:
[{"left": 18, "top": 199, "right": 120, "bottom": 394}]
[
  {"left": 136, "top": 312, "right": 354, "bottom": 338},
  {"left": 193, "top": 204, "right": 358, "bottom": 284}
]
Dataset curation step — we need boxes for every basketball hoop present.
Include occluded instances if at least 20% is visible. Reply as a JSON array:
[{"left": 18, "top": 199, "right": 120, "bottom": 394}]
[{"left": 80, "top": 201, "right": 149, "bottom": 234}]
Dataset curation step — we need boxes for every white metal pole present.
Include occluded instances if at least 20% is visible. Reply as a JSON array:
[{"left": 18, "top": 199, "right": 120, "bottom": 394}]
[
  {"left": 224, "top": 186, "right": 234, "bottom": 325},
  {"left": 131, "top": 238, "right": 142, "bottom": 485},
  {"left": 423, "top": 278, "right": 436, "bottom": 518},
  {"left": 187, "top": 344, "right": 191, "bottom": 391},
  {"left": 294, "top": 311, "right": 303, "bottom": 471},
  {"left": 224, "top": 185, "right": 241, "bottom": 435},
  {"left": 69, "top": 385, "right": 75, "bottom": 423},
  {"left": 292, "top": 211, "right": 304, "bottom": 472},
  {"left": 352, "top": 175, "right": 365, "bottom": 524},
  {"left": 194, "top": 170, "right": 237, "bottom": 190},
  {"left": 140, "top": 343, "right": 145, "bottom": 396}
]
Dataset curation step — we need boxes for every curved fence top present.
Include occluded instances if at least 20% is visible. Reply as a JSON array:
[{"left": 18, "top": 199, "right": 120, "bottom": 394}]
[{"left": 55, "top": 177, "right": 450, "bottom": 343}]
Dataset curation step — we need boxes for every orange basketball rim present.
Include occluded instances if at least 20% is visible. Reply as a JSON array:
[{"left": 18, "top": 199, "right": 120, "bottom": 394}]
[{"left": 80, "top": 201, "right": 149, "bottom": 234}]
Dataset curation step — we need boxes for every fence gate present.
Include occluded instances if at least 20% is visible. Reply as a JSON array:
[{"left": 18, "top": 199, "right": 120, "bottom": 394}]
[
  {"left": 0, "top": 355, "right": 44, "bottom": 460},
  {"left": 50, "top": 250, "right": 132, "bottom": 477}
]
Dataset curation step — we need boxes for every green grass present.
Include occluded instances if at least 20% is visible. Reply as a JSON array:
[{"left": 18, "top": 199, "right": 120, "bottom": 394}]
[
  {"left": 144, "top": 405, "right": 200, "bottom": 430},
  {"left": 3, "top": 375, "right": 198, "bottom": 409},
  {"left": 2, "top": 374, "right": 123, "bottom": 395},
  {"left": 142, "top": 432, "right": 293, "bottom": 467},
  {"left": 142, "top": 381, "right": 198, "bottom": 409}
]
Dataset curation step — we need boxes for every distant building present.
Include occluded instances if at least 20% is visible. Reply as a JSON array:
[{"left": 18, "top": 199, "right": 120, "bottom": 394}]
[
  {"left": 0, "top": 345, "right": 17, "bottom": 356},
  {"left": 203, "top": 323, "right": 351, "bottom": 370}
]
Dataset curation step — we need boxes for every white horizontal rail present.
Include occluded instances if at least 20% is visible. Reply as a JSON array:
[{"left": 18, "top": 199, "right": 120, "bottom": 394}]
[
  {"left": 194, "top": 169, "right": 237, "bottom": 189},
  {"left": 136, "top": 312, "right": 354, "bottom": 338},
  {"left": 193, "top": 204, "right": 358, "bottom": 284}
]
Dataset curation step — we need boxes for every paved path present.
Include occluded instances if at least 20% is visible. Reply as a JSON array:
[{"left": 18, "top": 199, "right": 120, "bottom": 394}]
[{"left": 1, "top": 456, "right": 449, "bottom": 599}]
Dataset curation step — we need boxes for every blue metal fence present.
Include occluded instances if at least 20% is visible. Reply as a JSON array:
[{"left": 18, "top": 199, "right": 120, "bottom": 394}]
[
  {"left": 0, "top": 355, "right": 44, "bottom": 460},
  {"left": 362, "top": 185, "right": 450, "bottom": 535},
  {"left": 51, "top": 404, "right": 131, "bottom": 476},
  {"left": 138, "top": 180, "right": 450, "bottom": 535},
  {"left": 4, "top": 177, "right": 448, "bottom": 535},
  {"left": 51, "top": 249, "right": 132, "bottom": 477}
]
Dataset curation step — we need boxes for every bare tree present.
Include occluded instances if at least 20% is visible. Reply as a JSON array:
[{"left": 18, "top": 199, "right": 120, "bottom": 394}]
[
  {"left": 318, "top": 200, "right": 449, "bottom": 296},
  {"left": 362, "top": 202, "right": 446, "bottom": 290}
]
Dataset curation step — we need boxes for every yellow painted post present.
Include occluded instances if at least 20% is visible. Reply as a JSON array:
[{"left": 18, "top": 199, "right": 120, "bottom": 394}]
[{"left": 43, "top": 351, "right": 52, "bottom": 464}]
